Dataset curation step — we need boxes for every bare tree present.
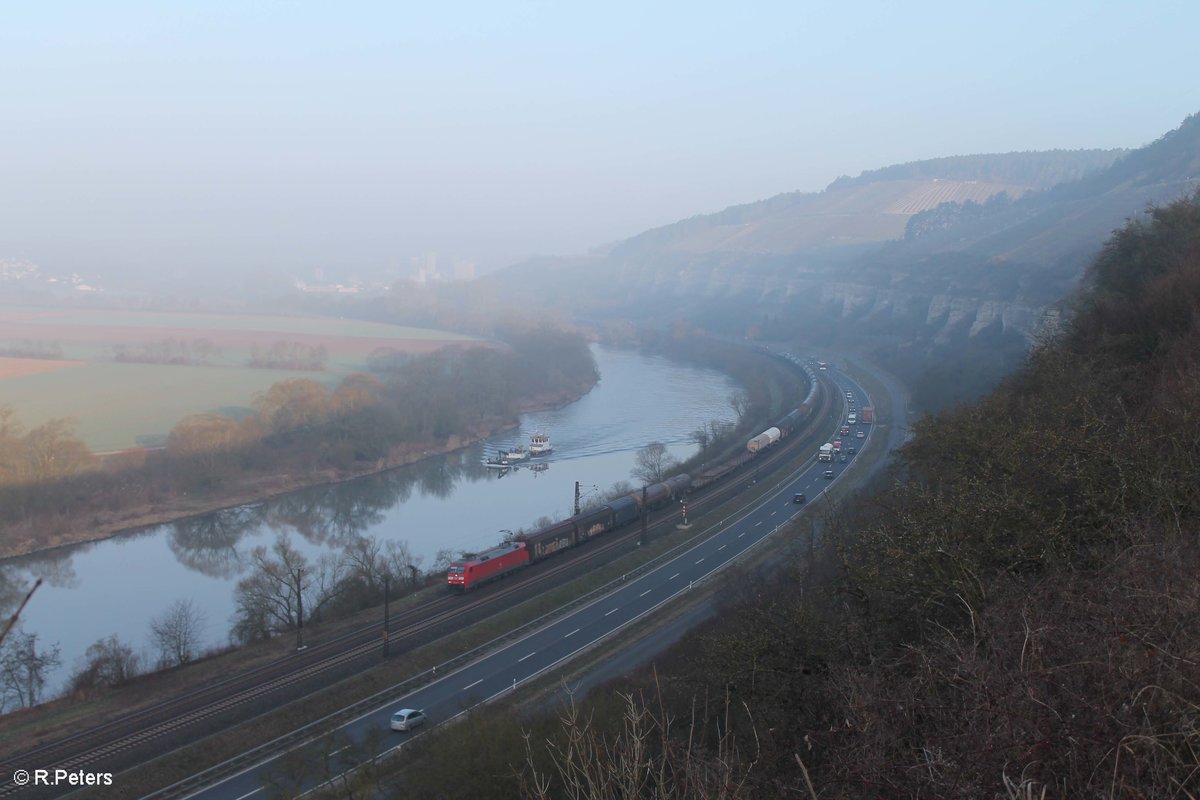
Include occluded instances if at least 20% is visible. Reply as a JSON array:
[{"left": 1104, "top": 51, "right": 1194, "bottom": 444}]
[
  {"left": 150, "top": 599, "right": 206, "bottom": 667},
  {"left": 521, "top": 687, "right": 758, "bottom": 800},
  {"left": 0, "top": 629, "right": 60, "bottom": 710},
  {"left": 707, "top": 418, "right": 735, "bottom": 445},
  {"left": 231, "top": 534, "right": 347, "bottom": 643},
  {"left": 429, "top": 549, "right": 457, "bottom": 576},
  {"left": 728, "top": 390, "right": 751, "bottom": 420},
  {"left": 69, "top": 634, "right": 141, "bottom": 692},
  {"left": 339, "top": 535, "right": 423, "bottom": 602},
  {"left": 343, "top": 535, "right": 387, "bottom": 595},
  {"left": 383, "top": 539, "right": 423, "bottom": 590},
  {"left": 690, "top": 426, "right": 710, "bottom": 452},
  {"left": 604, "top": 480, "right": 635, "bottom": 501},
  {"left": 631, "top": 442, "right": 676, "bottom": 485}
]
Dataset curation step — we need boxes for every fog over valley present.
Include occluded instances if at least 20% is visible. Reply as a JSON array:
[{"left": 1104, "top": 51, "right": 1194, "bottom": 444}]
[
  {"left": 2, "top": 3, "right": 1196, "bottom": 292},
  {"left": 3, "top": 3, "right": 1200, "bottom": 798}
]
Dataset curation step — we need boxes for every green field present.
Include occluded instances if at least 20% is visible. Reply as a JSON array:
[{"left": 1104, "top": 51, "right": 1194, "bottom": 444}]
[
  {"left": 1, "top": 362, "right": 341, "bottom": 452},
  {"left": 0, "top": 306, "right": 479, "bottom": 451}
]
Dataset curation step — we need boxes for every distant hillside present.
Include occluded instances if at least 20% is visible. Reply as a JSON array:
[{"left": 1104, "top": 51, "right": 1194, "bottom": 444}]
[
  {"left": 388, "top": 192, "right": 1200, "bottom": 800},
  {"left": 604, "top": 149, "right": 1120, "bottom": 259},
  {"left": 829, "top": 148, "right": 1125, "bottom": 189},
  {"left": 490, "top": 113, "right": 1200, "bottom": 407}
]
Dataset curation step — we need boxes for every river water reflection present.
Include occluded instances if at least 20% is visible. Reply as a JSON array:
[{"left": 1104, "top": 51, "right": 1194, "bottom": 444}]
[{"left": 1, "top": 346, "right": 739, "bottom": 692}]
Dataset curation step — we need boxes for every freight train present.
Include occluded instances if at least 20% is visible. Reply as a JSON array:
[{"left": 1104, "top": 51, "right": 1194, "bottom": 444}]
[
  {"left": 447, "top": 352, "right": 824, "bottom": 592},
  {"left": 447, "top": 480, "right": 683, "bottom": 591}
]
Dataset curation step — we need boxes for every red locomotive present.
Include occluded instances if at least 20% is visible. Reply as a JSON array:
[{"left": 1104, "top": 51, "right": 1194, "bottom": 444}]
[{"left": 446, "top": 542, "right": 529, "bottom": 591}]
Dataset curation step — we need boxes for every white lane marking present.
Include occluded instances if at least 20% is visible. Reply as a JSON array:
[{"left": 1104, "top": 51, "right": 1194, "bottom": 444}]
[
  {"left": 564, "top": 628, "right": 579, "bottom": 638},
  {"left": 770, "top": 510, "right": 777, "bottom": 516},
  {"left": 718, "top": 544, "right": 726, "bottom": 551},
  {"left": 463, "top": 679, "right": 482, "bottom": 690},
  {"left": 738, "top": 532, "right": 746, "bottom": 538},
  {"left": 755, "top": 521, "right": 762, "bottom": 527},
  {"left": 234, "top": 789, "right": 264, "bottom": 800},
  {"left": 669, "top": 572, "right": 680, "bottom": 580},
  {"left": 518, "top": 651, "right": 536, "bottom": 662},
  {"left": 640, "top": 588, "right": 653, "bottom": 597},
  {"left": 605, "top": 607, "right": 620, "bottom": 616},
  {"left": 695, "top": 557, "right": 705, "bottom": 565}
]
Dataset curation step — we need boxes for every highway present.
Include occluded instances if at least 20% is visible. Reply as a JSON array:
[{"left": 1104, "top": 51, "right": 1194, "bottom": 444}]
[{"left": 180, "top": 365, "right": 873, "bottom": 800}]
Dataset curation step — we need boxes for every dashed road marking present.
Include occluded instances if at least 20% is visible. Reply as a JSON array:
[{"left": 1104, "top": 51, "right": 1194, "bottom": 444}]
[{"left": 518, "top": 651, "right": 536, "bottom": 662}]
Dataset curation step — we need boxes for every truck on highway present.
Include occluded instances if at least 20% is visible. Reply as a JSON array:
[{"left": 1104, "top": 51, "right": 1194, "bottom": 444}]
[
  {"left": 818, "top": 443, "right": 833, "bottom": 462},
  {"left": 861, "top": 406, "right": 875, "bottom": 424}
]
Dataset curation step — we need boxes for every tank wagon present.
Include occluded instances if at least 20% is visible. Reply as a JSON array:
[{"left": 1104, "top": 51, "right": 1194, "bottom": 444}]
[
  {"left": 746, "top": 426, "right": 782, "bottom": 453},
  {"left": 449, "top": 348, "right": 826, "bottom": 591}
]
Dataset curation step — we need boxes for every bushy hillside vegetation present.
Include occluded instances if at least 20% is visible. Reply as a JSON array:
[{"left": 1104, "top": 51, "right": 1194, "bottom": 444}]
[
  {"left": 829, "top": 148, "right": 1125, "bottom": 190},
  {"left": 386, "top": 193, "right": 1200, "bottom": 798}
]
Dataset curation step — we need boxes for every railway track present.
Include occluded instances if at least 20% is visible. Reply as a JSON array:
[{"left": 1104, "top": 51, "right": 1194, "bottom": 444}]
[{"left": 0, "top": 357, "right": 834, "bottom": 799}]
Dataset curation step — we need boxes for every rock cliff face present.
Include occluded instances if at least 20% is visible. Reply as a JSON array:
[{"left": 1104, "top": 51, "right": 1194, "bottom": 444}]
[
  {"left": 496, "top": 123, "right": 1200, "bottom": 356},
  {"left": 816, "top": 281, "right": 1052, "bottom": 344},
  {"left": 601, "top": 254, "right": 1059, "bottom": 346}
]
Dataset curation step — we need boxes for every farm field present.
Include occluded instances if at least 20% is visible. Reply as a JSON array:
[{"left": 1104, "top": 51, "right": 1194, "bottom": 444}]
[
  {"left": 0, "top": 306, "right": 480, "bottom": 452},
  {"left": 0, "top": 306, "right": 475, "bottom": 371}
]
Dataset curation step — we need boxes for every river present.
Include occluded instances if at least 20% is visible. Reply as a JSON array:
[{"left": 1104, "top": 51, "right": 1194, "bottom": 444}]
[{"left": 0, "top": 345, "right": 740, "bottom": 695}]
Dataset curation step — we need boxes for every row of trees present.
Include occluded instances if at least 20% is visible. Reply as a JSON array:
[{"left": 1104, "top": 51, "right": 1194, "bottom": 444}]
[
  {"left": 0, "top": 409, "right": 94, "bottom": 491},
  {"left": 109, "top": 338, "right": 327, "bottom": 370},
  {"left": 0, "top": 339, "right": 63, "bottom": 359},
  {"left": 1, "top": 527, "right": 430, "bottom": 711},
  {"left": 112, "top": 337, "right": 222, "bottom": 365},
  {"left": 247, "top": 341, "right": 328, "bottom": 371},
  {"left": 0, "top": 326, "right": 598, "bottom": 553},
  {"left": 231, "top": 533, "right": 424, "bottom": 643},
  {"left": 0, "top": 599, "right": 204, "bottom": 711}
]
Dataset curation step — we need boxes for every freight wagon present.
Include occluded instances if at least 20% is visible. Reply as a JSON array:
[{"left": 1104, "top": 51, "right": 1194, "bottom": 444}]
[
  {"left": 746, "top": 426, "right": 782, "bottom": 453},
  {"left": 449, "top": 345, "right": 826, "bottom": 591}
]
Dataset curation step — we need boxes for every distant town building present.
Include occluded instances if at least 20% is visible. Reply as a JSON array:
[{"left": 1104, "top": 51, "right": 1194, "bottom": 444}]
[{"left": 408, "top": 252, "right": 475, "bottom": 283}]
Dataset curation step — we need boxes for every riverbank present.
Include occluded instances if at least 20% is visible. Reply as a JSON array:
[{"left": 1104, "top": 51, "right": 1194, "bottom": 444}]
[{"left": 0, "top": 379, "right": 597, "bottom": 561}]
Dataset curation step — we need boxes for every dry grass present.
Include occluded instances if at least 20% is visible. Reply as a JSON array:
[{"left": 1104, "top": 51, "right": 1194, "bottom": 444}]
[{"left": 0, "top": 357, "right": 84, "bottom": 379}]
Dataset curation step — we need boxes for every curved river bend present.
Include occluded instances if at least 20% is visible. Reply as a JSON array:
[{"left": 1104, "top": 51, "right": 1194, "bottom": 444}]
[{"left": 1, "top": 346, "right": 740, "bottom": 692}]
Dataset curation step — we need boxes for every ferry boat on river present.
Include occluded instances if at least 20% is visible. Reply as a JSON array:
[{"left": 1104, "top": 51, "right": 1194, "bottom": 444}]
[
  {"left": 529, "top": 433, "right": 553, "bottom": 456},
  {"left": 484, "top": 443, "right": 533, "bottom": 468}
]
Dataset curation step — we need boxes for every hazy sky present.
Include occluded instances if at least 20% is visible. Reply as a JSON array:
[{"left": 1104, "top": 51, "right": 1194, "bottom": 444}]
[{"left": 2, "top": 1, "right": 1196, "bottom": 279}]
